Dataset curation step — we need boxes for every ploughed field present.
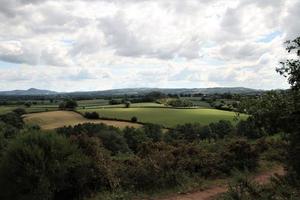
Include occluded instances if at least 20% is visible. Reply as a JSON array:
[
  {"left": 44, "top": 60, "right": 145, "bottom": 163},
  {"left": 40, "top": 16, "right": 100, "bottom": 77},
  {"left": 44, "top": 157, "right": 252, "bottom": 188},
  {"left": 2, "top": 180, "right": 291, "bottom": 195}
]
[
  {"left": 23, "top": 111, "right": 141, "bottom": 130},
  {"left": 78, "top": 107, "right": 247, "bottom": 128}
]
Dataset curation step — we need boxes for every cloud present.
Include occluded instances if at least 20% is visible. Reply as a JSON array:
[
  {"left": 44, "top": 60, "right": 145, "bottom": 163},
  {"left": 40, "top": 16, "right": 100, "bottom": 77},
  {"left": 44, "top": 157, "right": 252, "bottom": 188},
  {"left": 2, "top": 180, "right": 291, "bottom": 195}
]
[{"left": 0, "top": 0, "right": 298, "bottom": 91}]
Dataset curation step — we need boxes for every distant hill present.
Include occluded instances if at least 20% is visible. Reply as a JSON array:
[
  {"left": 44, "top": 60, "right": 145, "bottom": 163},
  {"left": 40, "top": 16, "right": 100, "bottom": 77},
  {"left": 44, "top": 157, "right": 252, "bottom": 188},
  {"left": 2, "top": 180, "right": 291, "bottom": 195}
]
[
  {"left": 0, "top": 87, "right": 263, "bottom": 96},
  {"left": 0, "top": 88, "right": 58, "bottom": 96},
  {"left": 67, "top": 87, "right": 263, "bottom": 97}
]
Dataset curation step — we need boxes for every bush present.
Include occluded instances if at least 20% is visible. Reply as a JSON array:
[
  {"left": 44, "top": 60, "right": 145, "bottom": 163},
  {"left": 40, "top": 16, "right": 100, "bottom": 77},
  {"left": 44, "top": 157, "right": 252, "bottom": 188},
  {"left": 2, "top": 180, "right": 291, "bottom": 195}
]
[
  {"left": 0, "top": 112, "right": 24, "bottom": 129},
  {"left": 0, "top": 131, "right": 92, "bottom": 200},
  {"left": 209, "top": 120, "right": 234, "bottom": 139},
  {"left": 12, "top": 108, "right": 26, "bottom": 116},
  {"left": 170, "top": 123, "right": 202, "bottom": 141},
  {"left": 143, "top": 124, "right": 163, "bottom": 142},
  {"left": 57, "top": 123, "right": 130, "bottom": 155},
  {"left": 236, "top": 118, "right": 265, "bottom": 139},
  {"left": 123, "top": 127, "right": 149, "bottom": 153},
  {"left": 221, "top": 140, "right": 259, "bottom": 173},
  {"left": 84, "top": 112, "right": 100, "bottom": 119},
  {"left": 131, "top": 116, "right": 138, "bottom": 123}
]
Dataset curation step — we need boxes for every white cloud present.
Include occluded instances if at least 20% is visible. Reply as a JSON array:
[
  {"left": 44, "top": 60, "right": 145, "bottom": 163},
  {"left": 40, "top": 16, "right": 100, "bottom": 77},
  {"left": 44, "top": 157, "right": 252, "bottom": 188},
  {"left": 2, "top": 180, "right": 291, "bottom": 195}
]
[{"left": 0, "top": 0, "right": 298, "bottom": 91}]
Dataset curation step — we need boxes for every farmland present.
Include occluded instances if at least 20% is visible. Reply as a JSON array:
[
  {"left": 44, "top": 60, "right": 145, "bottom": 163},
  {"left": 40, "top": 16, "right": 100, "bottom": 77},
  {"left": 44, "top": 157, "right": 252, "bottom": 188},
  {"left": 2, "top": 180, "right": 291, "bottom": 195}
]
[
  {"left": 24, "top": 111, "right": 141, "bottom": 130},
  {"left": 78, "top": 107, "right": 247, "bottom": 127}
]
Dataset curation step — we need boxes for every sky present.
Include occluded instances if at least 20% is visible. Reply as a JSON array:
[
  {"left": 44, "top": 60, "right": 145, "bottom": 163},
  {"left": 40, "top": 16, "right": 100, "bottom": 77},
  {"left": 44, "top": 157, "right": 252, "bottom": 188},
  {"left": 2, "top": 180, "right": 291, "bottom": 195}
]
[{"left": 0, "top": 0, "right": 299, "bottom": 92}]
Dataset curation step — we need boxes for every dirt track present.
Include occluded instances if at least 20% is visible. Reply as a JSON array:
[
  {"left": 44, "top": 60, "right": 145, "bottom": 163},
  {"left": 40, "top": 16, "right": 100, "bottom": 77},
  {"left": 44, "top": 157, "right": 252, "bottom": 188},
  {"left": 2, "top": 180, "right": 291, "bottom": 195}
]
[{"left": 157, "top": 166, "right": 285, "bottom": 200}]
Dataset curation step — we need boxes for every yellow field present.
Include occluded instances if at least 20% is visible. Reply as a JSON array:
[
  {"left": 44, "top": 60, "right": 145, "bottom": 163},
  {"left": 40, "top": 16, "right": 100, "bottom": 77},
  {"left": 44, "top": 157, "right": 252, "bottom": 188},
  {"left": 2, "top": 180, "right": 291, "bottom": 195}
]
[{"left": 23, "top": 111, "right": 141, "bottom": 130}]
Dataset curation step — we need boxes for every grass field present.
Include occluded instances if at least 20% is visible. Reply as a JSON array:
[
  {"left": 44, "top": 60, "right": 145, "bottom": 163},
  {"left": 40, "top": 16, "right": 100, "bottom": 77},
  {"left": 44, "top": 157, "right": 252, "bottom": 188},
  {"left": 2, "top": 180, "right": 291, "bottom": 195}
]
[
  {"left": 78, "top": 107, "right": 247, "bottom": 127},
  {"left": 0, "top": 105, "right": 59, "bottom": 115},
  {"left": 23, "top": 111, "right": 141, "bottom": 130}
]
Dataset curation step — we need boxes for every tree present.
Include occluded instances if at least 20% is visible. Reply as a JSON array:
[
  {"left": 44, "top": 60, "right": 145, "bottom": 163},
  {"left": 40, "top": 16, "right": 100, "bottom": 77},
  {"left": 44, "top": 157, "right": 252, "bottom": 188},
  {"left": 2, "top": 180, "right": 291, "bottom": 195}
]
[
  {"left": 59, "top": 99, "right": 78, "bottom": 110},
  {"left": 131, "top": 116, "right": 138, "bottom": 122},
  {"left": 277, "top": 37, "right": 300, "bottom": 90},
  {"left": 124, "top": 101, "right": 131, "bottom": 108},
  {"left": 277, "top": 36, "right": 300, "bottom": 179}
]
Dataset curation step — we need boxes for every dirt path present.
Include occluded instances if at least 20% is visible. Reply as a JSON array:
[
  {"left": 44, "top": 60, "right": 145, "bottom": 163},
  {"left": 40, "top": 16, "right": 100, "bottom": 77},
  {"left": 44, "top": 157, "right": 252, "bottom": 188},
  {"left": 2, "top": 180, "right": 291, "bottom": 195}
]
[{"left": 158, "top": 166, "right": 285, "bottom": 200}]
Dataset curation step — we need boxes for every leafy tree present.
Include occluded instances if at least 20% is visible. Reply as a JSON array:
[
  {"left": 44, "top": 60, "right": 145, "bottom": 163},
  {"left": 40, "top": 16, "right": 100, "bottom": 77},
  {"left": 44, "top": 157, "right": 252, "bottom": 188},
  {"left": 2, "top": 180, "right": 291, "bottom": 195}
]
[
  {"left": 124, "top": 101, "right": 131, "bottom": 108},
  {"left": 59, "top": 99, "right": 78, "bottom": 110},
  {"left": 238, "top": 91, "right": 291, "bottom": 134},
  {"left": 277, "top": 37, "right": 300, "bottom": 90},
  {"left": 277, "top": 36, "right": 300, "bottom": 179}
]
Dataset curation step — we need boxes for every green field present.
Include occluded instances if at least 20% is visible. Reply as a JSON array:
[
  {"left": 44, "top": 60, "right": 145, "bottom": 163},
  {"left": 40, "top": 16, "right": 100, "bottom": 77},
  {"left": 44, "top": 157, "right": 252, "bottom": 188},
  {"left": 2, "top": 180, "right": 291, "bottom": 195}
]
[
  {"left": 0, "top": 105, "right": 59, "bottom": 115},
  {"left": 78, "top": 107, "right": 247, "bottom": 127},
  {"left": 24, "top": 111, "right": 141, "bottom": 130}
]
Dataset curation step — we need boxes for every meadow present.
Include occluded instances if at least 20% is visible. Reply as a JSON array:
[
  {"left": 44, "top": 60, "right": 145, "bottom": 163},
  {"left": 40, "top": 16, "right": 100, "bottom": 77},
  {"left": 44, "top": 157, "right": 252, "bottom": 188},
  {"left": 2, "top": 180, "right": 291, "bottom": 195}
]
[{"left": 79, "top": 107, "right": 247, "bottom": 127}]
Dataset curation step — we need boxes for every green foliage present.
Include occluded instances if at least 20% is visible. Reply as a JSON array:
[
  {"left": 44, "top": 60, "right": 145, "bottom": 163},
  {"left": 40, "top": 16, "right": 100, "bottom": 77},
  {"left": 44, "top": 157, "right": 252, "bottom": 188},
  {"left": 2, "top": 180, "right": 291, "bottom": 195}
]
[
  {"left": 209, "top": 120, "right": 234, "bottom": 139},
  {"left": 84, "top": 111, "right": 100, "bottom": 119},
  {"left": 124, "top": 101, "right": 131, "bottom": 108},
  {"left": 236, "top": 118, "right": 265, "bottom": 139},
  {"left": 13, "top": 107, "right": 27, "bottom": 116},
  {"left": 239, "top": 91, "right": 292, "bottom": 134},
  {"left": 123, "top": 127, "right": 148, "bottom": 153},
  {"left": 59, "top": 99, "right": 78, "bottom": 110},
  {"left": 167, "top": 99, "right": 194, "bottom": 107},
  {"left": 277, "top": 36, "right": 300, "bottom": 90},
  {"left": 131, "top": 116, "right": 138, "bottom": 122},
  {"left": 143, "top": 123, "right": 163, "bottom": 142},
  {"left": 219, "top": 172, "right": 300, "bottom": 200},
  {"left": 0, "top": 112, "right": 24, "bottom": 129},
  {"left": 221, "top": 140, "right": 259, "bottom": 172},
  {"left": 57, "top": 123, "right": 130, "bottom": 155},
  {"left": 0, "top": 131, "right": 92, "bottom": 200},
  {"left": 170, "top": 123, "right": 203, "bottom": 141}
]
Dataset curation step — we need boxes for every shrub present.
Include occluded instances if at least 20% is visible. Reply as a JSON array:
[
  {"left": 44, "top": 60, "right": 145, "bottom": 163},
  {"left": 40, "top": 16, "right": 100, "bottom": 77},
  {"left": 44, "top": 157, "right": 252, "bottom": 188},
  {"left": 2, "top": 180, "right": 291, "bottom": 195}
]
[
  {"left": 0, "top": 112, "right": 24, "bottom": 129},
  {"left": 170, "top": 123, "right": 202, "bottom": 141},
  {"left": 209, "top": 120, "right": 234, "bottom": 139},
  {"left": 131, "top": 116, "right": 138, "bottom": 123},
  {"left": 84, "top": 112, "right": 100, "bottom": 119},
  {"left": 0, "top": 131, "right": 92, "bottom": 200},
  {"left": 57, "top": 123, "right": 130, "bottom": 155},
  {"left": 143, "top": 124, "right": 163, "bottom": 142},
  {"left": 12, "top": 108, "right": 26, "bottom": 116},
  {"left": 221, "top": 140, "right": 259, "bottom": 173},
  {"left": 123, "top": 127, "right": 149, "bottom": 153},
  {"left": 236, "top": 118, "right": 265, "bottom": 139}
]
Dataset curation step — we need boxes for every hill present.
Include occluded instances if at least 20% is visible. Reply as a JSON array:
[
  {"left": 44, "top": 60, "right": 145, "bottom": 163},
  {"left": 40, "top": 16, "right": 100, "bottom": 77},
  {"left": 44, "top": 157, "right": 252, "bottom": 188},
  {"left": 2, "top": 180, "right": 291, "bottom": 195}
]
[
  {"left": 0, "top": 88, "right": 58, "bottom": 96},
  {"left": 0, "top": 87, "right": 263, "bottom": 96}
]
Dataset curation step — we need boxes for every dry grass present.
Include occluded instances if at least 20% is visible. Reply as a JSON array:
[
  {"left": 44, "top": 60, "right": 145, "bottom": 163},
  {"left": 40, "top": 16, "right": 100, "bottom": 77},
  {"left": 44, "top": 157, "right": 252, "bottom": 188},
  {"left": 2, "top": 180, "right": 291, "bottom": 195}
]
[{"left": 23, "top": 111, "right": 141, "bottom": 130}]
